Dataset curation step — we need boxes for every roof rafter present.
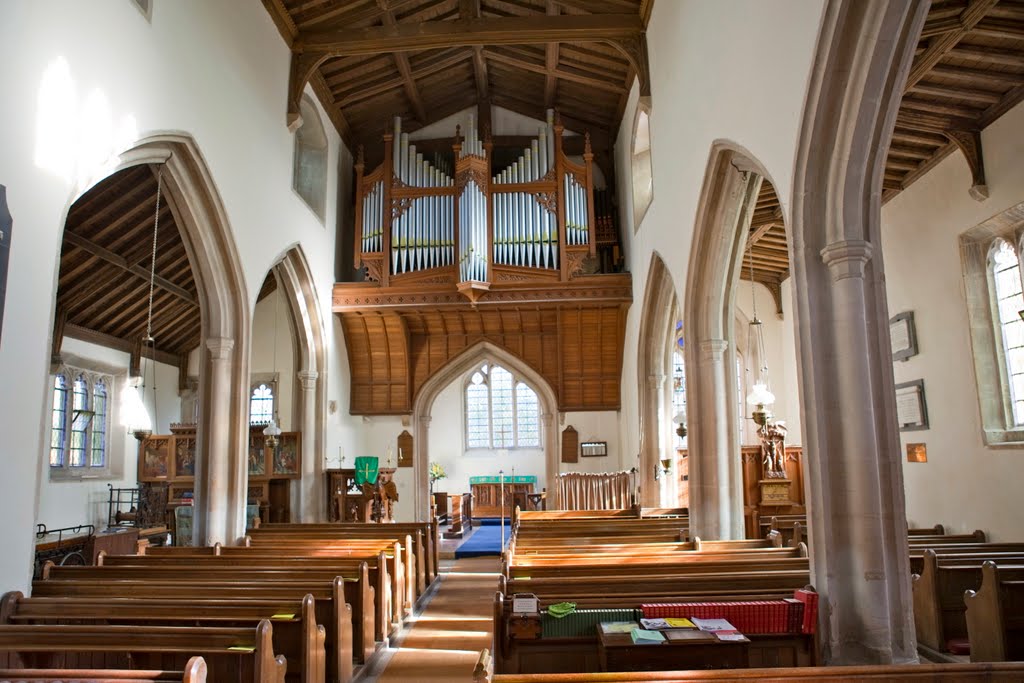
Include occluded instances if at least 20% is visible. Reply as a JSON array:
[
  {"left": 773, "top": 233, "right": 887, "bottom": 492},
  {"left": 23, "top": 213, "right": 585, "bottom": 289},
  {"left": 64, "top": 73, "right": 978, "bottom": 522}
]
[
  {"left": 378, "top": 0, "right": 428, "bottom": 125},
  {"left": 544, "top": 1, "right": 559, "bottom": 109},
  {"left": 905, "top": 0, "right": 1000, "bottom": 92}
]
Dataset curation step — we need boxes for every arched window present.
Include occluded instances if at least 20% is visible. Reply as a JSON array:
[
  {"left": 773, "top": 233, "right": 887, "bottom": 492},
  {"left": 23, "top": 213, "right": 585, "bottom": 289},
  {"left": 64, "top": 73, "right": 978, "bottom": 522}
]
[
  {"left": 631, "top": 100, "right": 654, "bottom": 231},
  {"left": 249, "top": 382, "right": 275, "bottom": 425},
  {"left": 292, "top": 95, "right": 328, "bottom": 221},
  {"left": 48, "top": 366, "right": 112, "bottom": 475},
  {"left": 465, "top": 363, "right": 541, "bottom": 449},
  {"left": 991, "top": 239, "right": 1024, "bottom": 424},
  {"left": 671, "top": 320, "right": 687, "bottom": 448}
]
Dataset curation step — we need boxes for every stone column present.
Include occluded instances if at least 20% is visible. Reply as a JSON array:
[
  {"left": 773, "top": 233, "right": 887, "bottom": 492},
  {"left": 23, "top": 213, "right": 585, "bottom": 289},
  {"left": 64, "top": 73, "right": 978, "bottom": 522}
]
[
  {"left": 297, "top": 369, "right": 319, "bottom": 522},
  {"left": 416, "top": 415, "right": 432, "bottom": 522},
  {"left": 541, "top": 410, "right": 556, "bottom": 491},
  {"left": 688, "top": 338, "right": 743, "bottom": 539},
  {"left": 199, "top": 337, "right": 234, "bottom": 545},
  {"left": 641, "top": 373, "right": 666, "bottom": 507},
  {"left": 804, "top": 239, "right": 915, "bottom": 663}
]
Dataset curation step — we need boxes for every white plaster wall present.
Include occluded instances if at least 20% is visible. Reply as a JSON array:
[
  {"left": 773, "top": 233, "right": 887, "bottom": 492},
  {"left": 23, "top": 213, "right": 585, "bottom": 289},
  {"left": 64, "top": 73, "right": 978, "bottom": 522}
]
[
  {"left": 735, "top": 281, "right": 803, "bottom": 446},
  {"left": 37, "top": 337, "right": 180, "bottom": 532},
  {"left": 615, "top": 0, "right": 823, "bottom": 482},
  {"left": 881, "top": 100, "right": 1024, "bottom": 541},
  {"left": 250, "top": 288, "right": 297, "bottom": 430},
  {"left": 0, "top": 0, "right": 348, "bottom": 590}
]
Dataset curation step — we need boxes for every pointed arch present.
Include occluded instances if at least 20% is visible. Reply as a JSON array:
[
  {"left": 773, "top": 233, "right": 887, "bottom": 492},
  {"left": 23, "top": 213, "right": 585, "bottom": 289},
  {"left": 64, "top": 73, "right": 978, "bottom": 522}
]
[
  {"left": 683, "top": 140, "right": 772, "bottom": 541},
  {"left": 412, "top": 340, "right": 558, "bottom": 521},
  {"left": 105, "top": 133, "right": 251, "bottom": 545},
  {"left": 636, "top": 251, "right": 679, "bottom": 507},
  {"left": 271, "top": 245, "right": 329, "bottom": 521}
]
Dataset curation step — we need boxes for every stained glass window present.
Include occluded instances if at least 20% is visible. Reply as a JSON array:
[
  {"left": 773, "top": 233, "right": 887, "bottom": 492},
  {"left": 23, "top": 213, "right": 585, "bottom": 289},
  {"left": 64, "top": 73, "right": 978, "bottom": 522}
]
[
  {"left": 672, "top": 350, "right": 686, "bottom": 448},
  {"left": 250, "top": 383, "right": 275, "bottom": 424}
]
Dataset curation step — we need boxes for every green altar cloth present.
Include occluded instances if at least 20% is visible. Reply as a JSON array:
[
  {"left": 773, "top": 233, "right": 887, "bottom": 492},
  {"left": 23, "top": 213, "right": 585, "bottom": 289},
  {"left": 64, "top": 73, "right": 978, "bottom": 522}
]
[
  {"left": 354, "top": 456, "right": 379, "bottom": 485},
  {"left": 469, "top": 475, "right": 537, "bottom": 484}
]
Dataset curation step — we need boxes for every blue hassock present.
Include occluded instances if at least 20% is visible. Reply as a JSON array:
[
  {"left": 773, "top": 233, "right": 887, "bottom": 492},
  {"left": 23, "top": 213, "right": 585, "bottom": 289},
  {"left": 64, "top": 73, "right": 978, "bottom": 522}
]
[{"left": 454, "top": 520, "right": 511, "bottom": 557}]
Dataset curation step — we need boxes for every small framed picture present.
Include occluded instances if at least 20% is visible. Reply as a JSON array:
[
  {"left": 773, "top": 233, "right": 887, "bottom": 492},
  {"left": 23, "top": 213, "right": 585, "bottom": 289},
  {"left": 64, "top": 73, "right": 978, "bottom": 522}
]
[
  {"left": 895, "top": 379, "right": 928, "bottom": 431},
  {"left": 580, "top": 441, "right": 608, "bottom": 457},
  {"left": 906, "top": 443, "right": 927, "bottom": 463},
  {"left": 890, "top": 311, "right": 918, "bottom": 361}
]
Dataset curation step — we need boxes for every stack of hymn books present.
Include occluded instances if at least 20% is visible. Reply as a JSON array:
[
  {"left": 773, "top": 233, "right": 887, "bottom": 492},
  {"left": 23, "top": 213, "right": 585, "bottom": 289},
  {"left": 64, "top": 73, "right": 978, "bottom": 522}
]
[
  {"left": 691, "top": 617, "right": 747, "bottom": 642},
  {"left": 629, "top": 628, "right": 666, "bottom": 645},
  {"left": 640, "top": 589, "right": 819, "bottom": 635}
]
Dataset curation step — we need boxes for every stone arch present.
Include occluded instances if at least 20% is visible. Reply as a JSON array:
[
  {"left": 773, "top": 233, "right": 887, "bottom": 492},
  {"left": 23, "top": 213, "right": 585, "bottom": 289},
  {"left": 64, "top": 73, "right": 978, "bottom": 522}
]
[
  {"left": 100, "top": 133, "right": 251, "bottom": 545},
  {"left": 636, "top": 251, "right": 679, "bottom": 507},
  {"left": 789, "top": 0, "right": 927, "bottom": 664},
  {"left": 411, "top": 341, "right": 559, "bottom": 521},
  {"left": 682, "top": 140, "right": 772, "bottom": 541},
  {"left": 269, "top": 245, "right": 328, "bottom": 522}
]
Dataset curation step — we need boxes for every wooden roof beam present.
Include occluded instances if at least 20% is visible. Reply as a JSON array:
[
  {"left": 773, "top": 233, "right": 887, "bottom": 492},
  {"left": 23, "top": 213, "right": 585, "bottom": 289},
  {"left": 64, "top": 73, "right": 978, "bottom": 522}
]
[
  {"left": 484, "top": 48, "right": 627, "bottom": 93},
  {"left": 64, "top": 323, "right": 182, "bottom": 367},
  {"left": 377, "top": 0, "right": 427, "bottom": 125},
  {"left": 545, "top": 1, "right": 559, "bottom": 110},
  {"left": 904, "top": 0, "right": 1000, "bottom": 92},
  {"left": 910, "top": 82, "right": 1002, "bottom": 106},
  {"left": 62, "top": 231, "right": 198, "bottom": 306},
  {"left": 747, "top": 221, "right": 782, "bottom": 249}
]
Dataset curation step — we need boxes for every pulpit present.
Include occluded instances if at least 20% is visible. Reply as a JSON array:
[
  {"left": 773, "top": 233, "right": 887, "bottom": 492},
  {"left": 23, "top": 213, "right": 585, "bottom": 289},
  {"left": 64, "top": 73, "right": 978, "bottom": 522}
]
[
  {"left": 469, "top": 475, "right": 536, "bottom": 518},
  {"left": 326, "top": 467, "right": 397, "bottom": 522}
]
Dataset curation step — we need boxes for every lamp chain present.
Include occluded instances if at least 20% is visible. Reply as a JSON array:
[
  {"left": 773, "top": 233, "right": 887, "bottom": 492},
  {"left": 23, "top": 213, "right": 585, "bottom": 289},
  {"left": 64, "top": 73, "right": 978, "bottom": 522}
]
[{"left": 146, "top": 170, "right": 162, "bottom": 343}]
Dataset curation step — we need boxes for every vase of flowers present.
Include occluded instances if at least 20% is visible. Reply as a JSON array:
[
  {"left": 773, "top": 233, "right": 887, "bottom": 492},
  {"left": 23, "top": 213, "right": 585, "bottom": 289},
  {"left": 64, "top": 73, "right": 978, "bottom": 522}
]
[{"left": 428, "top": 462, "right": 446, "bottom": 496}]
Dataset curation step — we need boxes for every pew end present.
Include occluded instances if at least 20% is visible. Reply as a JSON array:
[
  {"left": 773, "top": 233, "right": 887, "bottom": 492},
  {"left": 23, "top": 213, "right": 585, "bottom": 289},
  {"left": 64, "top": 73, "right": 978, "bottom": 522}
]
[{"left": 473, "top": 648, "right": 493, "bottom": 683}]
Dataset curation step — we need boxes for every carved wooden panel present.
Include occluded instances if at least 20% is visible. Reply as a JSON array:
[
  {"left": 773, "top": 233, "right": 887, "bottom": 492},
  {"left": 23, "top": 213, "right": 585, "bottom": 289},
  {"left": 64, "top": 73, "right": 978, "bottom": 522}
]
[
  {"left": 397, "top": 430, "right": 413, "bottom": 468},
  {"left": 561, "top": 425, "right": 578, "bottom": 464}
]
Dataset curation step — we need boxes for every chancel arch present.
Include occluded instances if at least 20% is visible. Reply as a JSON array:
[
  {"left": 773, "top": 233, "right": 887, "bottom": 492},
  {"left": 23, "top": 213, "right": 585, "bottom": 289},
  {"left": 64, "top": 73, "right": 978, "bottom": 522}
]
[{"left": 412, "top": 340, "right": 558, "bottom": 522}]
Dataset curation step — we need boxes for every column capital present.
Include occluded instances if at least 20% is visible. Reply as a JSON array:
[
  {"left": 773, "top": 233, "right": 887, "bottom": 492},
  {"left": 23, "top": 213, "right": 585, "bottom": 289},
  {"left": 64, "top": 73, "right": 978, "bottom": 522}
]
[
  {"left": 418, "top": 415, "right": 433, "bottom": 426},
  {"left": 297, "top": 370, "right": 318, "bottom": 390},
  {"left": 205, "top": 337, "right": 235, "bottom": 360},
  {"left": 821, "top": 239, "right": 873, "bottom": 282},
  {"left": 647, "top": 373, "right": 666, "bottom": 388},
  {"left": 699, "top": 339, "right": 729, "bottom": 361}
]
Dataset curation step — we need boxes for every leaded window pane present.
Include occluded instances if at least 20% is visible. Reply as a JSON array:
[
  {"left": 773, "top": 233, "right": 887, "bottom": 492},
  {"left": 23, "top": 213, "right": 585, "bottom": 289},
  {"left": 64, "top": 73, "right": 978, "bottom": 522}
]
[
  {"left": 50, "top": 375, "right": 67, "bottom": 467},
  {"left": 993, "top": 240, "right": 1024, "bottom": 425},
  {"left": 250, "top": 384, "right": 274, "bottom": 425},
  {"left": 515, "top": 382, "right": 539, "bottom": 447},
  {"left": 466, "top": 382, "right": 490, "bottom": 448},
  {"left": 69, "top": 375, "right": 88, "bottom": 467},
  {"left": 491, "top": 366, "right": 514, "bottom": 448},
  {"left": 91, "top": 379, "right": 107, "bottom": 467},
  {"left": 672, "top": 350, "right": 687, "bottom": 448}
]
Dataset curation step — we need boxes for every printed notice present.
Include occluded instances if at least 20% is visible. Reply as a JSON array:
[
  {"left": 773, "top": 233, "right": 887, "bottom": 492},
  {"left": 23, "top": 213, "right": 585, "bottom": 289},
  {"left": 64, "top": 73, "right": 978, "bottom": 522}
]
[{"left": 895, "top": 385, "right": 922, "bottom": 426}]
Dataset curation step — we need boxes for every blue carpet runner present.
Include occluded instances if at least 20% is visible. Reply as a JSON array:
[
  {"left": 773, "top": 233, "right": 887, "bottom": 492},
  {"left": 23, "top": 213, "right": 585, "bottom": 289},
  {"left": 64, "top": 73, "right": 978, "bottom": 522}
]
[{"left": 454, "top": 519, "right": 511, "bottom": 558}]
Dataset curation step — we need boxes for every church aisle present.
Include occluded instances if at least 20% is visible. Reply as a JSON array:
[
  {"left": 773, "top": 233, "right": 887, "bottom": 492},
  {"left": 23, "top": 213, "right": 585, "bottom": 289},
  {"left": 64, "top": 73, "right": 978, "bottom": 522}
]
[{"left": 366, "top": 556, "right": 499, "bottom": 683}]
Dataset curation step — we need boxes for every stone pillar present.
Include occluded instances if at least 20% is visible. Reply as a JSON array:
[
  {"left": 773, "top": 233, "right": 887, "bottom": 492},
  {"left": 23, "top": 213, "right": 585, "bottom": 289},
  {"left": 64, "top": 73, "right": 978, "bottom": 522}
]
[
  {"left": 689, "top": 338, "right": 743, "bottom": 539},
  {"left": 200, "top": 337, "right": 235, "bottom": 545},
  {"left": 541, "top": 410, "right": 556, "bottom": 491},
  {"left": 297, "top": 369, "right": 319, "bottom": 522},
  {"left": 804, "top": 239, "right": 915, "bottom": 664},
  {"left": 641, "top": 373, "right": 666, "bottom": 507},
  {"left": 416, "top": 414, "right": 432, "bottom": 522}
]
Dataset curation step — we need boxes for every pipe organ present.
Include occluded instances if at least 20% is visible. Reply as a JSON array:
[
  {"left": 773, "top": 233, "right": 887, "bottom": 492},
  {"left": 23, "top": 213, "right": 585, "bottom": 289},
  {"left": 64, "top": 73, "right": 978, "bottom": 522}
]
[{"left": 354, "top": 110, "right": 597, "bottom": 298}]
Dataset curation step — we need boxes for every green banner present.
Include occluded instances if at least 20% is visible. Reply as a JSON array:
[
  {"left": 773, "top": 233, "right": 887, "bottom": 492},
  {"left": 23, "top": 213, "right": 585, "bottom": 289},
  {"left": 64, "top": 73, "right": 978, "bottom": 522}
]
[
  {"left": 354, "top": 456, "right": 379, "bottom": 486},
  {"left": 469, "top": 475, "right": 537, "bottom": 484}
]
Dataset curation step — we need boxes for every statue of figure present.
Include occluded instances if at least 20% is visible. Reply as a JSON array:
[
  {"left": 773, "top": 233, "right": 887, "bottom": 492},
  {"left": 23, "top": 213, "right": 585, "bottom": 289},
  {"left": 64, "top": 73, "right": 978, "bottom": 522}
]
[{"left": 759, "top": 420, "right": 788, "bottom": 478}]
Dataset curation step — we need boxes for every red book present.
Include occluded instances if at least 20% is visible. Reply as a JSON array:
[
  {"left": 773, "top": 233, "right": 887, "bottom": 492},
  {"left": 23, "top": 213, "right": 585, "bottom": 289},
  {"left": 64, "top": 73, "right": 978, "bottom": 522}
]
[{"left": 794, "top": 589, "right": 818, "bottom": 634}]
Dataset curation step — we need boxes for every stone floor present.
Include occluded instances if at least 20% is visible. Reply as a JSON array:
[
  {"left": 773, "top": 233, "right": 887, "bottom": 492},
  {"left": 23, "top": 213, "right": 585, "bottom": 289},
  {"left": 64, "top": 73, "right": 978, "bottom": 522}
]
[{"left": 362, "top": 556, "right": 499, "bottom": 683}]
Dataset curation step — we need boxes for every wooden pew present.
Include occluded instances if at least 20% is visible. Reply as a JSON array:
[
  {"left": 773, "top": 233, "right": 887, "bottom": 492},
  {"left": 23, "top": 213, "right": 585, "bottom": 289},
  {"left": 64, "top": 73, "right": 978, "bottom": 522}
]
[
  {"left": 249, "top": 521, "right": 438, "bottom": 587},
  {"left": 0, "top": 656, "right": 207, "bottom": 683},
  {"left": 505, "top": 556, "right": 810, "bottom": 581},
  {"left": 909, "top": 531, "right": 987, "bottom": 545},
  {"left": 244, "top": 532, "right": 420, "bottom": 608},
  {"left": 29, "top": 570, "right": 373, "bottom": 675},
  {"left": 965, "top": 561, "right": 1024, "bottom": 662},
  {"left": 908, "top": 544, "right": 1024, "bottom": 575},
  {"left": 911, "top": 550, "right": 1024, "bottom": 652},
  {"left": 43, "top": 556, "right": 394, "bottom": 647},
  {"left": 1, "top": 591, "right": 327, "bottom": 683},
  {"left": 0, "top": 620, "right": 285, "bottom": 683},
  {"left": 909, "top": 524, "right": 945, "bottom": 536}
]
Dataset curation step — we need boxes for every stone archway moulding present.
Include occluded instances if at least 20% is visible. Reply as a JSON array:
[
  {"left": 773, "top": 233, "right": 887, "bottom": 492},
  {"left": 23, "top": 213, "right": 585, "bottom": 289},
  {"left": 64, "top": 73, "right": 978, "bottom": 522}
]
[
  {"left": 411, "top": 340, "right": 560, "bottom": 522},
  {"left": 636, "top": 252, "right": 678, "bottom": 508},
  {"left": 683, "top": 140, "right": 767, "bottom": 541},
  {"left": 789, "top": 0, "right": 928, "bottom": 665},
  {"left": 271, "top": 246, "right": 328, "bottom": 522},
  {"left": 107, "top": 134, "right": 251, "bottom": 546}
]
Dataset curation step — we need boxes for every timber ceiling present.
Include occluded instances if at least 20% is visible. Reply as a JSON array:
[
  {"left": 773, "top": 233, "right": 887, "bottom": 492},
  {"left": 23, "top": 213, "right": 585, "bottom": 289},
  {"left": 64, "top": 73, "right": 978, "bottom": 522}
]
[
  {"left": 746, "top": 0, "right": 1024, "bottom": 304},
  {"left": 54, "top": 165, "right": 199, "bottom": 367},
  {"left": 263, "top": 0, "right": 652, "bottom": 155},
  {"left": 338, "top": 300, "right": 628, "bottom": 414}
]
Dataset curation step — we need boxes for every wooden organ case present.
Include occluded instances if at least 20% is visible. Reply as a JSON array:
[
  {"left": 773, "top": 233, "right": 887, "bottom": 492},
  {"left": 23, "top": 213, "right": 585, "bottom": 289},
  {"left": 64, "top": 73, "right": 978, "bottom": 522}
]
[{"left": 335, "top": 111, "right": 633, "bottom": 419}]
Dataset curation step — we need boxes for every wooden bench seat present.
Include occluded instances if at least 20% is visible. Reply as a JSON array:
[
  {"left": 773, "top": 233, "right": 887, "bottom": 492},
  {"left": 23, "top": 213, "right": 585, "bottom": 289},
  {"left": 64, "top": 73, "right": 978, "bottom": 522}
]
[
  {"left": 911, "top": 549, "right": 1024, "bottom": 652},
  {"left": 0, "top": 621, "right": 284, "bottom": 683},
  {"left": 505, "top": 556, "right": 811, "bottom": 581},
  {"left": 29, "top": 571, "right": 373, "bottom": 673},
  {"left": 1, "top": 592, "right": 327, "bottom": 683},
  {"left": 908, "top": 531, "right": 987, "bottom": 545},
  {"left": 42, "top": 558, "right": 396, "bottom": 645},
  {"left": 908, "top": 544, "right": 1024, "bottom": 574},
  {"left": 966, "top": 561, "right": 1024, "bottom": 662},
  {"left": 909, "top": 524, "right": 945, "bottom": 536},
  {"left": 0, "top": 656, "right": 207, "bottom": 683}
]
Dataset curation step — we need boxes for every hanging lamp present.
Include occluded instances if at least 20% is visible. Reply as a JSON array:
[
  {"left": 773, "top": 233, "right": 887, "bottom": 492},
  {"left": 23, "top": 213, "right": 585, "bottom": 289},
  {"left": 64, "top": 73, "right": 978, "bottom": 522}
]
[
  {"left": 744, "top": 246, "right": 775, "bottom": 427},
  {"left": 263, "top": 271, "right": 282, "bottom": 449}
]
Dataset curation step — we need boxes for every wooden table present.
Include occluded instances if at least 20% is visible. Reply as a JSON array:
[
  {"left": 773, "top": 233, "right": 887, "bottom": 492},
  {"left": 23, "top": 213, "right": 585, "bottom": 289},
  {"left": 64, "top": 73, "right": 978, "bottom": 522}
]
[{"left": 597, "top": 628, "right": 750, "bottom": 672}]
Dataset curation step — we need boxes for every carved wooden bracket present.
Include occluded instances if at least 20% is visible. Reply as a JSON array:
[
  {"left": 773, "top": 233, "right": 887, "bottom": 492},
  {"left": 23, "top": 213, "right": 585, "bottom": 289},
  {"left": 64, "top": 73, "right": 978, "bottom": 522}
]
[
  {"left": 609, "top": 34, "right": 650, "bottom": 97},
  {"left": 944, "top": 129, "right": 988, "bottom": 202},
  {"left": 764, "top": 280, "right": 784, "bottom": 318},
  {"left": 287, "top": 51, "right": 330, "bottom": 131}
]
